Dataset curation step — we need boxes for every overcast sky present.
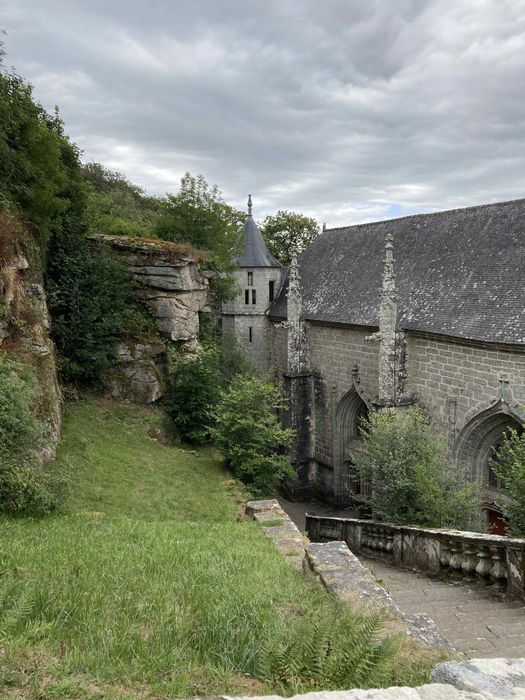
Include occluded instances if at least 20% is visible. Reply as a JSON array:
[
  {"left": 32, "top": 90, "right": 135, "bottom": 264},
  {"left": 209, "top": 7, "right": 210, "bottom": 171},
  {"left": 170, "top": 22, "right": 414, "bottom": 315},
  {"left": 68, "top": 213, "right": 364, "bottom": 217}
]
[{"left": 2, "top": 0, "right": 525, "bottom": 226}]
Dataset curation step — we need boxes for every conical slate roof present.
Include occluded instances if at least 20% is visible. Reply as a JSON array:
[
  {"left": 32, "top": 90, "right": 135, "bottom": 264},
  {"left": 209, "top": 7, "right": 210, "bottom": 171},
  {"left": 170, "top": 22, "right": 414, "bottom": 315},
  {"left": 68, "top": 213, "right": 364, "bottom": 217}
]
[{"left": 237, "top": 195, "right": 281, "bottom": 268}]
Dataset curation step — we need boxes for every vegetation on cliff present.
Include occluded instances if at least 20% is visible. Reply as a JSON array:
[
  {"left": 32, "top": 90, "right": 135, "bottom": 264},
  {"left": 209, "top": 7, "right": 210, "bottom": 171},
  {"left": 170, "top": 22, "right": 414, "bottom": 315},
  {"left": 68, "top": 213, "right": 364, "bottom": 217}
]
[{"left": 0, "top": 352, "right": 62, "bottom": 514}]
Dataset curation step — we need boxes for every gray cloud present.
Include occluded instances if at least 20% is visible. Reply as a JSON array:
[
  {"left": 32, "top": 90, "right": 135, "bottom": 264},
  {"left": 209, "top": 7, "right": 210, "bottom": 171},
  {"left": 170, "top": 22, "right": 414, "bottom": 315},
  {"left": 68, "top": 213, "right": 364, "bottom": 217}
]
[{"left": 2, "top": 0, "right": 525, "bottom": 225}]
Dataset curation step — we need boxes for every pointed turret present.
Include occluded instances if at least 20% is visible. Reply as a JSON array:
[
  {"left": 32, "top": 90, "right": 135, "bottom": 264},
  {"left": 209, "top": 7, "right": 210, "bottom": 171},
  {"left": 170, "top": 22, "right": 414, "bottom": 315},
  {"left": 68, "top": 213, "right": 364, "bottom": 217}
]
[
  {"left": 237, "top": 195, "right": 281, "bottom": 268},
  {"left": 221, "top": 195, "right": 283, "bottom": 372}
]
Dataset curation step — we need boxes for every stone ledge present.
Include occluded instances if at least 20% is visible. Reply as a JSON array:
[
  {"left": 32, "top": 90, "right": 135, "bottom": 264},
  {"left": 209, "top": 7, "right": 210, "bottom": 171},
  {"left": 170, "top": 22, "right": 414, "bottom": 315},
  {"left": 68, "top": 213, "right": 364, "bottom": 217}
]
[
  {"left": 213, "top": 685, "right": 516, "bottom": 699},
  {"left": 245, "top": 499, "right": 308, "bottom": 569},
  {"left": 433, "top": 658, "right": 525, "bottom": 698},
  {"left": 304, "top": 541, "right": 454, "bottom": 652},
  {"left": 246, "top": 500, "right": 452, "bottom": 651}
]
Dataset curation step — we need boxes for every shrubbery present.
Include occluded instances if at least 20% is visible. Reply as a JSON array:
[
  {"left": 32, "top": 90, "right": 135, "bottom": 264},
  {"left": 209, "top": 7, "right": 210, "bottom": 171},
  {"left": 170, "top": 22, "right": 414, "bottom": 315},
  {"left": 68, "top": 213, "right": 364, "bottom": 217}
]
[
  {"left": 491, "top": 427, "right": 525, "bottom": 534},
  {"left": 354, "top": 406, "right": 479, "bottom": 529},
  {"left": 164, "top": 345, "right": 223, "bottom": 445},
  {"left": 47, "top": 236, "right": 152, "bottom": 385},
  {"left": 164, "top": 335, "right": 255, "bottom": 444},
  {"left": 213, "top": 373, "right": 293, "bottom": 495},
  {"left": 0, "top": 353, "right": 61, "bottom": 514}
]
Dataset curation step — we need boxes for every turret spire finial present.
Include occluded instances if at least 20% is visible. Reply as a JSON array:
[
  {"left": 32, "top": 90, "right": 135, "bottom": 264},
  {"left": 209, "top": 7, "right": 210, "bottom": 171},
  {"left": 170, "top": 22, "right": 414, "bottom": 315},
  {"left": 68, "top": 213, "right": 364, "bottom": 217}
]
[{"left": 247, "top": 194, "right": 252, "bottom": 216}]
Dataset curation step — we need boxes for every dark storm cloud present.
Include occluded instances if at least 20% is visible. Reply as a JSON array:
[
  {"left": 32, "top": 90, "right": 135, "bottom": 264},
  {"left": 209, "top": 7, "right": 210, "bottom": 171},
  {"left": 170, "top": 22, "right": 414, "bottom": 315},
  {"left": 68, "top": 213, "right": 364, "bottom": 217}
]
[{"left": 2, "top": 0, "right": 525, "bottom": 225}]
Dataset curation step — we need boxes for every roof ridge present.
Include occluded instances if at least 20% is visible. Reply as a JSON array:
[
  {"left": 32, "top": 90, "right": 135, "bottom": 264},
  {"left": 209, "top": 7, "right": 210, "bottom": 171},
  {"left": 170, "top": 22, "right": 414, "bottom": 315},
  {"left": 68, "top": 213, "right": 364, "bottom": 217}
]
[{"left": 324, "top": 197, "right": 525, "bottom": 234}]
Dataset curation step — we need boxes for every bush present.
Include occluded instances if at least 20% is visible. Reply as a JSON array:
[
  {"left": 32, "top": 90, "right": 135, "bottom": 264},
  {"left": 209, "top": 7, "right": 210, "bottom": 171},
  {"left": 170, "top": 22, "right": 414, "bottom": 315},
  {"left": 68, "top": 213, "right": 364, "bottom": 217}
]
[
  {"left": 213, "top": 374, "right": 293, "bottom": 496},
  {"left": 491, "top": 427, "right": 525, "bottom": 534},
  {"left": 47, "top": 236, "right": 152, "bottom": 385},
  {"left": 0, "top": 352, "right": 60, "bottom": 515},
  {"left": 164, "top": 345, "right": 222, "bottom": 444},
  {"left": 354, "top": 406, "right": 479, "bottom": 529},
  {"left": 164, "top": 335, "right": 254, "bottom": 444}
]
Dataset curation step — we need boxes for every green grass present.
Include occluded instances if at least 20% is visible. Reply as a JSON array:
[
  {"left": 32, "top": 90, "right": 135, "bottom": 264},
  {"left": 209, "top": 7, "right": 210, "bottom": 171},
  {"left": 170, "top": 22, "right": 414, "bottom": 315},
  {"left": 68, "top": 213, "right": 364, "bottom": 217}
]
[
  {"left": 59, "top": 401, "right": 243, "bottom": 521},
  {"left": 0, "top": 399, "right": 439, "bottom": 699}
]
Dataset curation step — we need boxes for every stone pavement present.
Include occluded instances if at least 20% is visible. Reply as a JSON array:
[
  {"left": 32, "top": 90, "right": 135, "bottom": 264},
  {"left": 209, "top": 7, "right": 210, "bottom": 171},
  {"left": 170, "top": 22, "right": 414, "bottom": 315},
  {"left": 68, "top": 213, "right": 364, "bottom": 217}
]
[{"left": 360, "top": 556, "right": 525, "bottom": 658}]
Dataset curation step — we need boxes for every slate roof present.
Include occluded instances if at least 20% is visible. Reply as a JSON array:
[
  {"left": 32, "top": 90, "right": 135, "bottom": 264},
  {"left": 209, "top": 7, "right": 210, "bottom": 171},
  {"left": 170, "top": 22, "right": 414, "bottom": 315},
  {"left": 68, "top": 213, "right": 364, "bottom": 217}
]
[
  {"left": 269, "top": 199, "right": 525, "bottom": 346},
  {"left": 237, "top": 212, "right": 281, "bottom": 268}
]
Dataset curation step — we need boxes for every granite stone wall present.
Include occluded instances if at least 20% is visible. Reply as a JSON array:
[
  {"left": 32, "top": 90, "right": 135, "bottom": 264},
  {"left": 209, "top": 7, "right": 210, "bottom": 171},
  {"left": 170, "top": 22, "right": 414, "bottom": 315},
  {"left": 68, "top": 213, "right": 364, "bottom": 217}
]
[
  {"left": 406, "top": 333, "right": 525, "bottom": 442},
  {"left": 223, "top": 267, "right": 283, "bottom": 372},
  {"left": 270, "top": 319, "right": 525, "bottom": 507}
]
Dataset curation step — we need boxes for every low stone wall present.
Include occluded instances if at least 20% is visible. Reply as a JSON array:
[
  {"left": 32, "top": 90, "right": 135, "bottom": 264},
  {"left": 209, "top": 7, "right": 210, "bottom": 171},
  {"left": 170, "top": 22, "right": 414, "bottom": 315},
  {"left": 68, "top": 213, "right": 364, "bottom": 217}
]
[
  {"left": 246, "top": 500, "right": 451, "bottom": 651},
  {"left": 216, "top": 657, "right": 525, "bottom": 699},
  {"left": 305, "top": 515, "right": 525, "bottom": 601},
  {"left": 241, "top": 501, "right": 525, "bottom": 700}
]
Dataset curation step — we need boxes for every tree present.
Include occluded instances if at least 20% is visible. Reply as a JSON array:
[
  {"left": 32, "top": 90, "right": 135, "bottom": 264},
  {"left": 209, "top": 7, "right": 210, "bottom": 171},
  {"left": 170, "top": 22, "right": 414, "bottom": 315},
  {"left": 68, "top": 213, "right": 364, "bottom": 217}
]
[
  {"left": 154, "top": 172, "right": 243, "bottom": 259},
  {"left": 154, "top": 173, "right": 244, "bottom": 302},
  {"left": 261, "top": 210, "right": 320, "bottom": 265},
  {"left": 0, "top": 64, "right": 68, "bottom": 239},
  {"left": 354, "top": 406, "right": 479, "bottom": 529},
  {"left": 491, "top": 427, "right": 525, "bottom": 534},
  {"left": 213, "top": 373, "right": 293, "bottom": 495}
]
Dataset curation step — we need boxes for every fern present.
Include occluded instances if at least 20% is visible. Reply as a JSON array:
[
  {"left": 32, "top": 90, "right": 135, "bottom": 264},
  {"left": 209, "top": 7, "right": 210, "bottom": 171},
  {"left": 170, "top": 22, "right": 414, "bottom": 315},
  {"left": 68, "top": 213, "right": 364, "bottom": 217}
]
[
  {"left": 258, "top": 605, "right": 399, "bottom": 693},
  {"left": 0, "top": 579, "right": 37, "bottom": 638}
]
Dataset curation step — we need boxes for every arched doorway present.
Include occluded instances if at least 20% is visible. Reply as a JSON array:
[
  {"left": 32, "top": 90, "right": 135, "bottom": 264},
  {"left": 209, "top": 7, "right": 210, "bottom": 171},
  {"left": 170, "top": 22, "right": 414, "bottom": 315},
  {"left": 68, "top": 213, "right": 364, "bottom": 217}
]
[
  {"left": 455, "top": 402, "right": 524, "bottom": 532},
  {"left": 333, "top": 389, "right": 369, "bottom": 504}
]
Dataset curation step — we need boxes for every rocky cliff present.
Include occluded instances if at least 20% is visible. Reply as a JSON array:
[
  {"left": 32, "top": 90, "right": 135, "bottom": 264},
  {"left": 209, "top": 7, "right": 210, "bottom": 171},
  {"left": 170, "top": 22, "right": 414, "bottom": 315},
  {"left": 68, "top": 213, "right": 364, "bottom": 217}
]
[
  {"left": 0, "top": 213, "right": 62, "bottom": 461},
  {"left": 88, "top": 234, "right": 210, "bottom": 403}
]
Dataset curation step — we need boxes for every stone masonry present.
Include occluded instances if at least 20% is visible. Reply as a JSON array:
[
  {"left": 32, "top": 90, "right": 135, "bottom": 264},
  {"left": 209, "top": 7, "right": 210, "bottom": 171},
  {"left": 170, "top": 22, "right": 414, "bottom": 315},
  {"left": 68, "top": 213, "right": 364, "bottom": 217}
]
[{"left": 265, "top": 200, "right": 525, "bottom": 516}]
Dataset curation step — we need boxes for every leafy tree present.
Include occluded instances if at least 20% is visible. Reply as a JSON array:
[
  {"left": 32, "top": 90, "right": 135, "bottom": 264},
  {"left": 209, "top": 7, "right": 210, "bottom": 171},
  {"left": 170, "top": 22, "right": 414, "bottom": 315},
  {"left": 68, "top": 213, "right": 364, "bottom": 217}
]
[
  {"left": 354, "top": 406, "right": 479, "bottom": 529},
  {"left": 82, "top": 162, "right": 161, "bottom": 237},
  {"left": 164, "top": 336, "right": 254, "bottom": 444},
  {"left": 47, "top": 239, "right": 142, "bottom": 385},
  {"left": 261, "top": 210, "right": 320, "bottom": 265},
  {"left": 0, "top": 63, "right": 68, "bottom": 239},
  {"left": 154, "top": 173, "right": 243, "bottom": 301},
  {"left": 213, "top": 373, "right": 293, "bottom": 495},
  {"left": 163, "top": 345, "right": 223, "bottom": 445},
  {"left": 491, "top": 427, "right": 525, "bottom": 534}
]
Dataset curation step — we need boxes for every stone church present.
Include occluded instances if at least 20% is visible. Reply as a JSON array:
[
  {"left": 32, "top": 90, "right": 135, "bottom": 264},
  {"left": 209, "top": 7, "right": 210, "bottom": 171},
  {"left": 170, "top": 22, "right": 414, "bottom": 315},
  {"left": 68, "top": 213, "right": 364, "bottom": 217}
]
[{"left": 222, "top": 197, "right": 525, "bottom": 531}]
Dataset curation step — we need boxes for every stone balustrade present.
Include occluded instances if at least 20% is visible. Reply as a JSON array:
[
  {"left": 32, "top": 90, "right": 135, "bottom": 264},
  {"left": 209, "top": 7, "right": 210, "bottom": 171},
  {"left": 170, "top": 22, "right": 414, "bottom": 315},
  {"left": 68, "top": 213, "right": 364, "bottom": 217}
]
[{"left": 305, "top": 514, "right": 525, "bottom": 600}]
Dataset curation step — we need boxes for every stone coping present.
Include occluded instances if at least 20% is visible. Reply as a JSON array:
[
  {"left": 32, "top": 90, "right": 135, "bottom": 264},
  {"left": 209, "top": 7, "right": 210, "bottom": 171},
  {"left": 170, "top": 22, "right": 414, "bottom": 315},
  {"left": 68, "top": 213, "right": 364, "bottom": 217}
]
[
  {"left": 305, "top": 514, "right": 525, "bottom": 550},
  {"left": 305, "top": 514, "right": 525, "bottom": 600},
  {"left": 246, "top": 500, "right": 452, "bottom": 650}
]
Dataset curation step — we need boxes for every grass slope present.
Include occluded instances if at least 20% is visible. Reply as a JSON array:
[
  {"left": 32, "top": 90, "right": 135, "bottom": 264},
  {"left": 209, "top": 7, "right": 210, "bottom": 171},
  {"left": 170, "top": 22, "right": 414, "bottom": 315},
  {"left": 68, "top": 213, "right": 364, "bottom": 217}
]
[
  {"left": 60, "top": 401, "right": 240, "bottom": 521},
  {"left": 0, "top": 400, "right": 438, "bottom": 699}
]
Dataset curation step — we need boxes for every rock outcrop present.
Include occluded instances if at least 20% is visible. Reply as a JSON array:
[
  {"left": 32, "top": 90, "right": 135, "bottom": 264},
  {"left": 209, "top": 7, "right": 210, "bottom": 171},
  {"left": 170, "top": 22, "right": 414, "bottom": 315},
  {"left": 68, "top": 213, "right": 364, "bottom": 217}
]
[
  {"left": 88, "top": 234, "right": 210, "bottom": 402},
  {"left": 104, "top": 339, "right": 166, "bottom": 404},
  {"left": 0, "top": 219, "right": 62, "bottom": 461}
]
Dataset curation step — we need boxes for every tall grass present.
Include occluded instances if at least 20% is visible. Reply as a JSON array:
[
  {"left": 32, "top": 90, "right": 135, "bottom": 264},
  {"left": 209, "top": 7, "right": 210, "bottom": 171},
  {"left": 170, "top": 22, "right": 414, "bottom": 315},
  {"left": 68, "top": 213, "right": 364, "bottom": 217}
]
[{"left": 0, "top": 400, "right": 438, "bottom": 698}]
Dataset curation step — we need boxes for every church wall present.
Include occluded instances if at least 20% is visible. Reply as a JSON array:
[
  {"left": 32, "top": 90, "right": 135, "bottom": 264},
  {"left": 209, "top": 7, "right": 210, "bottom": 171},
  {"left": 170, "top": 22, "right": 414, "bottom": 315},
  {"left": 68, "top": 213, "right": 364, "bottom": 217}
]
[
  {"left": 223, "top": 314, "right": 272, "bottom": 371},
  {"left": 269, "top": 323, "right": 288, "bottom": 378},
  {"left": 405, "top": 334, "right": 525, "bottom": 444},
  {"left": 307, "top": 323, "right": 379, "bottom": 498}
]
